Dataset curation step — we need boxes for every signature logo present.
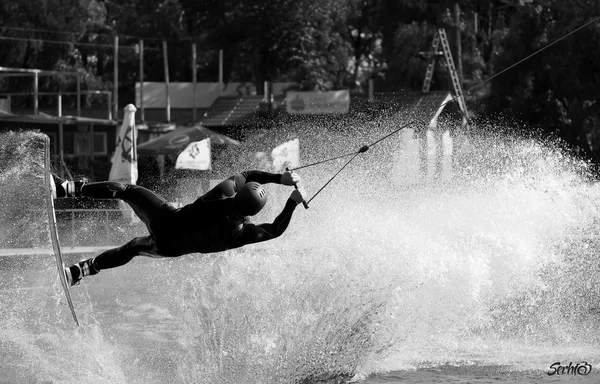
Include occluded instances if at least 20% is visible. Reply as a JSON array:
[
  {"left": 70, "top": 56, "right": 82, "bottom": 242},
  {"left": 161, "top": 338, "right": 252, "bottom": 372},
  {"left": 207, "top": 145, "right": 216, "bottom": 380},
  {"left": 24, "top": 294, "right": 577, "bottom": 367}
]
[{"left": 548, "top": 361, "right": 592, "bottom": 376}]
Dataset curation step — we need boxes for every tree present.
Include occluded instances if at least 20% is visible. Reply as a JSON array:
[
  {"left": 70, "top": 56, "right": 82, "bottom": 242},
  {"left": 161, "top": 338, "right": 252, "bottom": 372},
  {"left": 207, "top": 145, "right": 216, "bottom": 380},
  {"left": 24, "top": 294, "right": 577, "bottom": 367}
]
[
  {"left": 485, "top": 0, "right": 600, "bottom": 159},
  {"left": 182, "top": 0, "right": 355, "bottom": 91},
  {"left": 0, "top": 0, "right": 106, "bottom": 106}
]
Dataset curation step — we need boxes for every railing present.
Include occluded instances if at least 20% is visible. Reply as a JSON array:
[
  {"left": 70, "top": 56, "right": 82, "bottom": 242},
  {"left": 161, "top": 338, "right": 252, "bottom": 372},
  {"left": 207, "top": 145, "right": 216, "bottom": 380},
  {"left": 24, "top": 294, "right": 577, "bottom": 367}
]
[{"left": 0, "top": 90, "right": 113, "bottom": 120}]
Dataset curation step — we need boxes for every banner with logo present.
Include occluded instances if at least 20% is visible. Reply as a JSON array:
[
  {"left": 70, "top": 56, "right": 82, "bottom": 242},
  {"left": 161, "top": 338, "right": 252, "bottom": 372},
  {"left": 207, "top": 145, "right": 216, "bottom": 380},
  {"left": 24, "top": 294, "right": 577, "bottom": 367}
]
[
  {"left": 175, "top": 138, "right": 211, "bottom": 170},
  {"left": 285, "top": 91, "right": 350, "bottom": 114}
]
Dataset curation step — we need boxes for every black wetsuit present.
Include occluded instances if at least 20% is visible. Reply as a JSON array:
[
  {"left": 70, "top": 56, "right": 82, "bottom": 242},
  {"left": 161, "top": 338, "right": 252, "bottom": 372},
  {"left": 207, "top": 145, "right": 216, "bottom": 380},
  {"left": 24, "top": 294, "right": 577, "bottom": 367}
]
[{"left": 89, "top": 171, "right": 299, "bottom": 271}]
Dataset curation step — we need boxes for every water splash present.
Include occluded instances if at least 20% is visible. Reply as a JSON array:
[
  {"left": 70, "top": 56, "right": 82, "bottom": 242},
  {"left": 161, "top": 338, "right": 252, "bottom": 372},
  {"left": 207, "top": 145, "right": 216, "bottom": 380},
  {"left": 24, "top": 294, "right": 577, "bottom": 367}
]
[
  {"left": 0, "top": 131, "right": 128, "bottom": 384},
  {"left": 1, "top": 122, "right": 599, "bottom": 383},
  {"left": 172, "top": 120, "right": 600, "bottom": 381}
]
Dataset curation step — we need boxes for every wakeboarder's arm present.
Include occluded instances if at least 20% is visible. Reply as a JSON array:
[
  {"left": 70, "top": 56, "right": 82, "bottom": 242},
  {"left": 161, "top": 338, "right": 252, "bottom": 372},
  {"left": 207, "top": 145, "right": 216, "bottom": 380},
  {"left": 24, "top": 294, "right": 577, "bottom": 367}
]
[
  {"left": 229, "top": 191, "right": 303, "bottom": 247},
  {"left": 240, "top": 170, "right": 299, "bottom": 186}
]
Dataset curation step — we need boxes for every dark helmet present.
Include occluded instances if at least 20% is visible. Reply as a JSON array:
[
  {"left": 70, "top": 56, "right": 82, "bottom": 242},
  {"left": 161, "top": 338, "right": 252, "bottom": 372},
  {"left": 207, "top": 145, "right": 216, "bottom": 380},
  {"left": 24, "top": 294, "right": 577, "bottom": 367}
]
[{"left": 234, "top": 182, "right": 267, "bottom": 216}]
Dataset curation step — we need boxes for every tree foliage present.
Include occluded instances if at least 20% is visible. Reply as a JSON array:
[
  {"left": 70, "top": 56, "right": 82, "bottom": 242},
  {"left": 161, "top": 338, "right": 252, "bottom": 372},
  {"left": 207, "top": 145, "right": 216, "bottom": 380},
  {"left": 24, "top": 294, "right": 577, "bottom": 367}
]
[
  {"left": 485, "top": 0, "right": 600, "bottom": 159},
  {"left": 0, "top": 0, "right": 106, "bottom": 100},
  {"left": 1, "top": 0, "right": 600, "bottom": 159}
]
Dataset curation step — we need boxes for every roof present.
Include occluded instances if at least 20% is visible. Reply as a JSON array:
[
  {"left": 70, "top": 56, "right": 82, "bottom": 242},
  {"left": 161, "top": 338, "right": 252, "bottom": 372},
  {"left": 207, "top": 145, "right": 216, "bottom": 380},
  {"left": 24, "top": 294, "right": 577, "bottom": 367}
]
[
  {"left": 0, "top": 110, "right": 117, "bottom": 126},
  {"left": 137, "top": 124, "right": 240, "bottom": 155}
]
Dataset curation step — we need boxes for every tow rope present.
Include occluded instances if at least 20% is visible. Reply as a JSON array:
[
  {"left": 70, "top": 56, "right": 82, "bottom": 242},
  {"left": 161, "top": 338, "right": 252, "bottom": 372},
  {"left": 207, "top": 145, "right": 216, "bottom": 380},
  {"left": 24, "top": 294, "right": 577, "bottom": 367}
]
[{"left": 291, "top": 14, "right": 600, "bottom": 208}]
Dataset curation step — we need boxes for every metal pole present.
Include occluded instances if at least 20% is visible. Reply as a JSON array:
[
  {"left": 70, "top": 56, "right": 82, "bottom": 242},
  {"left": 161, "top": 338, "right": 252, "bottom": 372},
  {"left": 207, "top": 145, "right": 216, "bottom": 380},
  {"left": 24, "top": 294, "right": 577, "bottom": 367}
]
[
  {"left": 76, "top": 73, "right": 81, "bottom": 117},
  {"left": 219, "top": 49, "right": 223, "bottom": 87},
  {"left": 263, "top": 81, "right": 268, "bottom": 102},
  {"left": 107, "top": 92, "right": 112, "bottom": 120},
  {"left": 192, "top": 43, "right": 197, "bottom": 122},
  {"left": 139, "top": 39, "right": 145, "bottom": 122},
  {"left": 114, "top": 35, "right": 119, "bottom": 121},
  {"left": 33, "top": 71, "right": 39, "bottom": 115},
  {"left": 57, "top": 93, "right": 64, "bottom": 178},
  {"left": 57, "top": 94, "right": 62, "bottom": 116},
  {"left": 71, "top": 211, "right": 75, "bottom": 246},
  {"left": 163, "top": 40, "right": 171, "bottom": 123},
  {"left": 58, "top": 126, "right": 65, "bottom": 179},
  {"left": 455, "top": 3, "right": 463, "bottom": 87},
  {"left": 105, "top": 210, "right": 109, "bottom": 243},
  {"left": 90, "top": 123, "right": 95, "bottom": 177}
]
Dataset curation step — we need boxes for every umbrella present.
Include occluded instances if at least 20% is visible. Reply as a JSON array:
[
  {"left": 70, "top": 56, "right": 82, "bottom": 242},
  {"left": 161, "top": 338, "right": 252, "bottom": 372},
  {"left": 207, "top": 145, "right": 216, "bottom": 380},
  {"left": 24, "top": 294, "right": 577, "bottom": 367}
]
[{"left": 137, "top": 124, "right": 240, "bottom": 155}]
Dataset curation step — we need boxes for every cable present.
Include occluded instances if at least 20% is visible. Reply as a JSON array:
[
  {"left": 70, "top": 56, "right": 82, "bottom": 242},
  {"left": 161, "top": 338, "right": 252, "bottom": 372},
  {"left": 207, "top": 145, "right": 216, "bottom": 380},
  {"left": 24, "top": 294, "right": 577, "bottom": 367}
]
[
  {"left": 469, "top": 15, "right": 600, "bottom": 93},
  {"left": 440, "top": 14, "right": 600, "bottom": 125},
  {"left": 306, "top": 151, "right": 363, "bottom": 205},
  {"left": 0, "top": 25, "right": 167, "bottom": 42},
  {"left": 0, "top": 36, "right": 160, "bottom": 51},
  {"left": 298, "top": 15, "right": 600, "bottom": 206}
]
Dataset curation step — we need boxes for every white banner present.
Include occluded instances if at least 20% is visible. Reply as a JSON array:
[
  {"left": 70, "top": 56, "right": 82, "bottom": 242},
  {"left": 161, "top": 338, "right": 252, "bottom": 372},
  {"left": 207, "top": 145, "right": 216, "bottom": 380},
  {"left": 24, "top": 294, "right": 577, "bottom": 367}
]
[
  {"left": 271, "top": 138, "right": 300, "bottom": 171},
  {"left": 109, "top": 104, "right": 138, "bottom": 184},
  {"left": 136, "top": 82, "right": 296, "bottom": 108},
  {"left": 175, "top": 139, "right": 211, "bottom": 170},
  {"left": 285, "top": 91, "right": 350, "bottom": 114}
]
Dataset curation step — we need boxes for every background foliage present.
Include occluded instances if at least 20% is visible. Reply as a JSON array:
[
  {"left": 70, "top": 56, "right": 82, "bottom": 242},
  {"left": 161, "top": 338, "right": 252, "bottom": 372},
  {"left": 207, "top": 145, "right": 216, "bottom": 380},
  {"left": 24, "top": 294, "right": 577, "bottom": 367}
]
[{"left": 1, "top": 0, "right": 600, "bottom": 159}]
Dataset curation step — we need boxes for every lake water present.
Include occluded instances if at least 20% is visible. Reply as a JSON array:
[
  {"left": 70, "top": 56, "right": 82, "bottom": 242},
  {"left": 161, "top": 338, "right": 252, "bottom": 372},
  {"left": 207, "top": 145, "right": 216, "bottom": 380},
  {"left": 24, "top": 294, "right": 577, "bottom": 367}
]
[{"left": 1, "top": 126, "right": 599, "bottom": 383}]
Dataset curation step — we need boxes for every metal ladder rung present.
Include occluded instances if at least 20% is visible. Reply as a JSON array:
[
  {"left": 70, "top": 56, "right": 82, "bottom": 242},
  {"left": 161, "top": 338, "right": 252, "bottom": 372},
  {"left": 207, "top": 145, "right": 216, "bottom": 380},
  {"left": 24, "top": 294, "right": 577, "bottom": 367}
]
[
  {"left": 437, "top": 28, "right": 469, "bottom": 121},
  {"left": 422, "top": 34, "right": 440, "bottom": 92}
]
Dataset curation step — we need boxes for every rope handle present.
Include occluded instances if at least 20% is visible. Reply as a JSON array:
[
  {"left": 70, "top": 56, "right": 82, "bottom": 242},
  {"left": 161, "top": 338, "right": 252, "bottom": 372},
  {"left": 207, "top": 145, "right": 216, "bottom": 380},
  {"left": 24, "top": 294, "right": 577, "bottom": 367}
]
[{"left": 286, "top": 167, "right": 309, "bottom": 209}]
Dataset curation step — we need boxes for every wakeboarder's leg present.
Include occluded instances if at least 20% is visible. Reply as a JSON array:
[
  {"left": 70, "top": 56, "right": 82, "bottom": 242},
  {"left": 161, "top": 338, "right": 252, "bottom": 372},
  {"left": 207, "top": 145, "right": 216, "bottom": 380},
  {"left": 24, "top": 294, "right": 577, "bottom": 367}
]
[{"left": 65, "top": 236, "right": 154, "bottom": 286}]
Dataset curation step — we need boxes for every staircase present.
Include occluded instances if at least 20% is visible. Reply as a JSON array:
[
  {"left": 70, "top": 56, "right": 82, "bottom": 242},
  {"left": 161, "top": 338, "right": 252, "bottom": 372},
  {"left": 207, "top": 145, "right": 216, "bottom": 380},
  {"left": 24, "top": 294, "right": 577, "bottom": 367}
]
[{"left": 200, "top": 95, "right": 263, "bottom": 127}]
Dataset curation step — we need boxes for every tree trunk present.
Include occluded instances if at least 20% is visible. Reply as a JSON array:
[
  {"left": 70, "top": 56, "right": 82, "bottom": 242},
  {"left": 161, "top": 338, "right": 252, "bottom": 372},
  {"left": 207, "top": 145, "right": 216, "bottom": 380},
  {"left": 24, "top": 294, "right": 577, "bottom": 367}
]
[
  {"left": 455, "top": 3, "right": 463, "bottom": 87},
  {"left": 253, "top": 45, "right": 266, "bottom": 95}
]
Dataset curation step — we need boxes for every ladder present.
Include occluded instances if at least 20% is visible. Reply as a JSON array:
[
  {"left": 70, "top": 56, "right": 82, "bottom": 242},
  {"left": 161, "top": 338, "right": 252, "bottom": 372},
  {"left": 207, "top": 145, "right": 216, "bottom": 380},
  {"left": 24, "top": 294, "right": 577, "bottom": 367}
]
[
  {"left": 421, "top": 32, "right": 440, "bottom": 93},
  {"left": 422, "top": 28, "right": 469, "bottom": 127}
]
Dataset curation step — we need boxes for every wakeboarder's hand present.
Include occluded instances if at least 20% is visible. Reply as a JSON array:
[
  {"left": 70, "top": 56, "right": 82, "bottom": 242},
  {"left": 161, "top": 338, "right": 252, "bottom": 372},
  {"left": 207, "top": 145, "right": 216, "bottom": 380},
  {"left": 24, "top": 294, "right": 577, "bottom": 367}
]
[
  {"left": 281, "top": 171, "right": 301, "bottom": 186},
  {"left": 290, "top": 189, "right": 306, "bottom": 204}
]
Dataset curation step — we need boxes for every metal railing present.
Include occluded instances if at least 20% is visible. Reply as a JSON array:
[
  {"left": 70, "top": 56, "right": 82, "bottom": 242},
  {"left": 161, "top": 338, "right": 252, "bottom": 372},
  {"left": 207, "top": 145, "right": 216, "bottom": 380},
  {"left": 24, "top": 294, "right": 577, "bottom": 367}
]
[{"left": 0, "top": 90, "right": 113, "bottom": 120}]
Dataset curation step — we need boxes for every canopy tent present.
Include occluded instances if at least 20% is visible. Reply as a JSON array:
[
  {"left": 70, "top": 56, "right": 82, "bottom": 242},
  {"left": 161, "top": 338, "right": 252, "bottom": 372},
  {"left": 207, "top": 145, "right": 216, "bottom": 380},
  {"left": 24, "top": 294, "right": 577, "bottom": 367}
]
[{"left": 137, "top": 125, "right": 240, "bottom": 155}]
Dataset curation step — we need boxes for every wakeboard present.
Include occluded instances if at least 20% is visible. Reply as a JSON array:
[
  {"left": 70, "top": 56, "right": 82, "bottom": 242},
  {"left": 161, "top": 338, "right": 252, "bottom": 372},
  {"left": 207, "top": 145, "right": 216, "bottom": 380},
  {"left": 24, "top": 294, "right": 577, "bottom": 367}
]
[{"left": 43, "top": 135, "right": 79, "bottom": 326}]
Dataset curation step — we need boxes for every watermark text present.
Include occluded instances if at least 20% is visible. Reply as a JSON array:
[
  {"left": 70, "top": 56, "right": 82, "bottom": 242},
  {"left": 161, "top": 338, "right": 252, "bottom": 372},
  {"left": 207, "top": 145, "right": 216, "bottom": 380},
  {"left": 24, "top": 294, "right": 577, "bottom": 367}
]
[{"left": 548, "top": 361, "right": 592, "bottom": 376}]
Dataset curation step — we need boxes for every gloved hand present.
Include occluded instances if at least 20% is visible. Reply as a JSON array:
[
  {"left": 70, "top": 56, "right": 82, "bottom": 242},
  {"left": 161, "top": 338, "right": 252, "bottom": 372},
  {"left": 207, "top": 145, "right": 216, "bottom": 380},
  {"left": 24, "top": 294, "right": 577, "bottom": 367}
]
[
  {"left": 281, "top": 170, "right": 301, "bottom": 186},
  {"left": 289, "top": 189, "right": 306, "bottom": 204}
]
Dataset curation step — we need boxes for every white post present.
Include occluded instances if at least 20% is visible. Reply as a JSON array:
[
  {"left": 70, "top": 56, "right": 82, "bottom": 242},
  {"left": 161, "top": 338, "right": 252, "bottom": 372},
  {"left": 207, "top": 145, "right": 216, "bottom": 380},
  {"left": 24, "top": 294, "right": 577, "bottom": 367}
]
[
  {"left": 113, "top": 36, "right": 119, "bottom": 120},
  {"left": 219, "top": 49, "right": 224, "bottom": 90},
  {"left": 33, "top": 71, "right": 39, "bottom": 115},
  {"left": 192, "top": 43, "right": 197, "bottom": 122},
  {"left": 57, "top": 93, "right": 64, "bottom": 178},
  {"left": 76, "top": 73, "right": 81, "bottom": 116},
  {"left": 57, "top": 94, "right": 62, "bottom": 117},
  {"left": 163, "top": 41, "right": 171, "bottom": 123},
  {"left": 139, "top": 39, "right": 145, "bottom": 122}
]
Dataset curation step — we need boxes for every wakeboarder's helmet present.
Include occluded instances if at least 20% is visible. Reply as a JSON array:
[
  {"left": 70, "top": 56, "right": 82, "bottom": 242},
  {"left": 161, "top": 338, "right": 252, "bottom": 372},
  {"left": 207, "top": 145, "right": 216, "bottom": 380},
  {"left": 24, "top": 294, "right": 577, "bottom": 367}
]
[{"left": 234, "top": 182, "right": 267, "bottom": 216}]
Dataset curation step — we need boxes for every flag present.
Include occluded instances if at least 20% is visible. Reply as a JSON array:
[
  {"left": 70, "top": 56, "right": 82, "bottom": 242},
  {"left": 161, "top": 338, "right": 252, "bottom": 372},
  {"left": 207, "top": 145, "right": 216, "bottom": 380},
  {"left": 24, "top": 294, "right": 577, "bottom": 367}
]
[
  {"left": 175, "top": 138, "right": 211, "bottom": 170},
  {"left": 271, "top": 138, "right": 300, "bottom": 171},
  {"left": 109, "top": 104, "right": 138, "bottom": 184}
]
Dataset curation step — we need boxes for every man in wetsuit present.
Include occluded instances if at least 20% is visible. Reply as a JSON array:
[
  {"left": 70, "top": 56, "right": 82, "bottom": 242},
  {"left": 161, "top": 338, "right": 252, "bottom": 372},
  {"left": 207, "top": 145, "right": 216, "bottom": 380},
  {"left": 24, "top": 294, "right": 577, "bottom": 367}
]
[{"left": 54, "top": 170, "right": 305, "bottom": 286}]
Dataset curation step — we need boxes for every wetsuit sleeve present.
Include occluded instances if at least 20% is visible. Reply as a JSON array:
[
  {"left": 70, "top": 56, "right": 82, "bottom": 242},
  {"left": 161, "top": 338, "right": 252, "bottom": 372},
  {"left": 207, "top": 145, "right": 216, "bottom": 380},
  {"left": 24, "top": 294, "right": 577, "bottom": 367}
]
[
  {"left": 229, "top": 198, "right": 298, "bottom": 248},
  {"left": 239, "top": 170, "right": 283, "bottom": 185}
]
